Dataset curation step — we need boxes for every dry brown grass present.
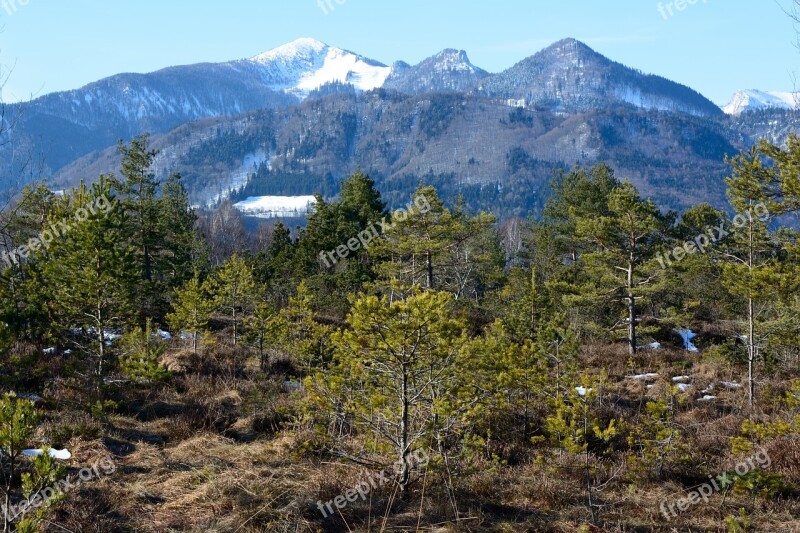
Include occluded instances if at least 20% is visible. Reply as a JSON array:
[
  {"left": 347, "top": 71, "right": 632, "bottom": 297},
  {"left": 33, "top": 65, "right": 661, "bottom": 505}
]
[{"left": 20, "top": 340, "right": 800, "bottom": 533}]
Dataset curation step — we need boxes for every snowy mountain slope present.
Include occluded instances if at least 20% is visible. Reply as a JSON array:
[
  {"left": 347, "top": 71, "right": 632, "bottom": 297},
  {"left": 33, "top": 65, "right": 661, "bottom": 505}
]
[
  {"left": 7, "top": 38, "right": 392, "bottom": 174},
  {"left": 723, "top": 90, "right": 799, "bottom": 115},
  {"left": 248, "top": 38, "right": 393, "bottom": 97}
]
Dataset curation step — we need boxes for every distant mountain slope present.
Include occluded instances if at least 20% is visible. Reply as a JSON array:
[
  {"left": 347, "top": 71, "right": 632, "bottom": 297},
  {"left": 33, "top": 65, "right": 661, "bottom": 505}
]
[
  {"left": 5, "top": 38, "right": 391, "bottom": 174},
  {"left": 383, "top": 49, "right": 489, "bottom": 94},
  {"left": 5, "top": 37, "right": 798, "bottom": 219},
  {"left": 54, "top": 91, "right": 739, "bottom": 219},
  {"left": 723, "top": 90, "right": 798, "bottom": 115},
  {"left": 477, "top": 38, "right": 723, "bottom": 117}
]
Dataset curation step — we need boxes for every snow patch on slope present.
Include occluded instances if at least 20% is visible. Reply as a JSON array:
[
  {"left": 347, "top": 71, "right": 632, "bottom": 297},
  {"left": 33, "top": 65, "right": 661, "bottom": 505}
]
[{"left": 234, "top": 196, "right": 317, "bottom": 218}]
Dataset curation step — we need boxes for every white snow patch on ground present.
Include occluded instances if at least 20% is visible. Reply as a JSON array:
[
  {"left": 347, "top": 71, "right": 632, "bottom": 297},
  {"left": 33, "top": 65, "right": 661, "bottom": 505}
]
[
  {"left": 676, "top": 383, "right": 691, "bottom": 392},
  {"left": 24, "top": 449, "right": 71, "bottom": 460},
  {"left": 672, "top": 376, "right": 691, "bottom": 383},
  {"left": 626, "top": 373, "right": 659, "bottom": 381},
  {"left": 721, "top": 381, "right": 742, "bottom": 389},
  {"left": 575, "top": 387, "right": 592, "bottom": 397},
  {"left": 234, "top": 195, "right": 317, "bottom": 218},
  {"left": 17, "top": 393, "right": 43, "bottom": 402},
  {"left": 675, "top": 329, "right": 699, "bottom": 352},
  {"left": 699, "top": 395, "right": 717, "bottom": 402}
]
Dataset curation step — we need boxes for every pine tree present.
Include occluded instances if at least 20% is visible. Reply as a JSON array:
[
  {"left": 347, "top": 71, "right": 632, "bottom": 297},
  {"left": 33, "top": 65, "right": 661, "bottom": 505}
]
[
  {"left": 253, "top": 222, "right": 295, "bottom": 308},
  {"left": 572, "top": 180, "right": 672, "bottom": 354},
  {"left": 119, "top": 318, "right": 170, "bottom": 383},
  {"left": 0, "top": 395, "right": 40, "bottom": 533},
  {"left": 38, "top": 178, "right": 136, "bottom": 396},
  {"left": 545, "top": 375, "right": 619, "bottom": 525},
  {"left": 244, "top": 302, "right": 275, "bottom": 370},
  {"left": 329, "top": 288, "right": 466, "bottom": 490},
  {"left": 209, "top": 254, "right": 257, "bottom": 346},
  {"left": 722, "top": 147, "right": 784, "bottom": 414},
  {"left": 115, "top": 135, "right": 162, "bottom": 321},
  {"left": 264, "top": 282, "right": 332, "bottom": 374},
  {"left": 156, "top": 173, "right": 204, "bottom": 304},
  {"left": 167, "top": 274, "right": 214, "bottom": 354}
]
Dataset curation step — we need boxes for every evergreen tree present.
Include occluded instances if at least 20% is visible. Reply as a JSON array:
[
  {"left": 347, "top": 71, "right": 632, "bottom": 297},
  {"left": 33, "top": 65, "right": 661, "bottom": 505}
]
[
  {"left": 157, "top": 173, "right": 204, "bottom": 303},
  {"left": 115, "top": 135, "right": 162, "bottom": 321},
  {"left": 328, "top": 288, "right": 466, "bottom": 490},
  {"left": 545, "top": 375, "right": 619, "bottom": 525},
  {"left": 209, "top": 254, "right": 257, "bottom": 346},
  {"left": 253, "top": 222, "right": 296, "bottom": 308},
  {"left": 244, "top": 302, "right": 275, "bottom": 370},
  {"left": 119, "top": 318, "right": 170, "bottom": 384},
  {"left": 263, "top": 282, "right": 333, "bottom": 374},
  {"left": 571, "top": 181, "right": 672, "bottom": 354},
  {"left": 374, "top": 185, "right": 451, "bottom": 291},
  {"left": 166, "top": 274, "right": 214, "bottom": 354},
  {"left": 38, "top": 178, "right": 136, "bottom": 396},
  {"left": 722, "top": 147, "right": 784, "bottom": 414}
]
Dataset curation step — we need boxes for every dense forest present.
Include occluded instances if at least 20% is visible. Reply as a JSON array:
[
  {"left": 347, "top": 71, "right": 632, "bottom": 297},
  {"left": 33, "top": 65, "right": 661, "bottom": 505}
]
[{"left": 0, "top": 132, "right": 799, "bottom": 532}]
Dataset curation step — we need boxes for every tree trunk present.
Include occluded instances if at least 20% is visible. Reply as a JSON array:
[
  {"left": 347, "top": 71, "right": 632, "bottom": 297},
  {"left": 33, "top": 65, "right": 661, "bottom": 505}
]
[
  {"left": 584, "top": 403, "right": 597, "bottom": 524},
  {"left": 399, "top": 365, "right": 410, "bottom": 490},
  {"left": 425, "top": 250, "right": 433, "bottom": 290},
  {"left": 748, "top": 297, "right": 755, "bottom": 414},
  {"left": 747, "top": 217, "right": 755, "bottom": 415},
  {"left": 232, "top": 307, "right": 237, "bottom": 346},
  {"left": 627, "top": 260, "right": 637, "bottom": 355},
  {"left": 98, "top": 325, "right": 106, "bottom": 399}
]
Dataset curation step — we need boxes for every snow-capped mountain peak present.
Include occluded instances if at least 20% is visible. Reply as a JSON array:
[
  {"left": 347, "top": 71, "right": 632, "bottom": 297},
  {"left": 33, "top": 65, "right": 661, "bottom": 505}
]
[
  {"left": 250, "top": 37, "right": 328, "bottom": 63},
  {"left": 723, "top": 90, "right": 799, "bottom": 115},
  {"left": 246, "top": 38, "right": 391, "bottom": 98}
]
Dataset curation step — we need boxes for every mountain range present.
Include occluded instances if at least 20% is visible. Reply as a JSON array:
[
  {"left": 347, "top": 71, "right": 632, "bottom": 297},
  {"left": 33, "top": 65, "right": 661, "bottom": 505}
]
[{"left": 2, "top": 37, "right": 798, "bottom": 218}]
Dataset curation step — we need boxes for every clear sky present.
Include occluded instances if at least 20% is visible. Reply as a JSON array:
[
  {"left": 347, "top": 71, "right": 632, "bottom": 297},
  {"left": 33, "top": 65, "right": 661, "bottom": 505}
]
[{"left": 0, "top": 0, "right": 798, "bottom": 106}]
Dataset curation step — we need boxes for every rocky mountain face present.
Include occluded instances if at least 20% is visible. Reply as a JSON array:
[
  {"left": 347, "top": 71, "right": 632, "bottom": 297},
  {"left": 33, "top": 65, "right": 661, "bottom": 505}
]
[{"left": 383, "top": 49, "right": 489, "bottom": 94}]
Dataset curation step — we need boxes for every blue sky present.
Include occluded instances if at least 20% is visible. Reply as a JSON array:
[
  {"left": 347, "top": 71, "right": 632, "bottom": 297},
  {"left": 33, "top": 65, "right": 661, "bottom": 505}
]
[{"left": 0, "top": 0, "right": 798, "bottom": 105}]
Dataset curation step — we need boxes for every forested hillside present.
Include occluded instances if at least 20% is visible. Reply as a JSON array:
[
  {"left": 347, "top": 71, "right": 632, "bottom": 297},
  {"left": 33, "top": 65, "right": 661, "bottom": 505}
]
[
  {"left": 53, "top": 91, "right": 749, "bottom": 218},
  {"left": 0, "top": 133, "right": 799, "bottom": 531}
]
